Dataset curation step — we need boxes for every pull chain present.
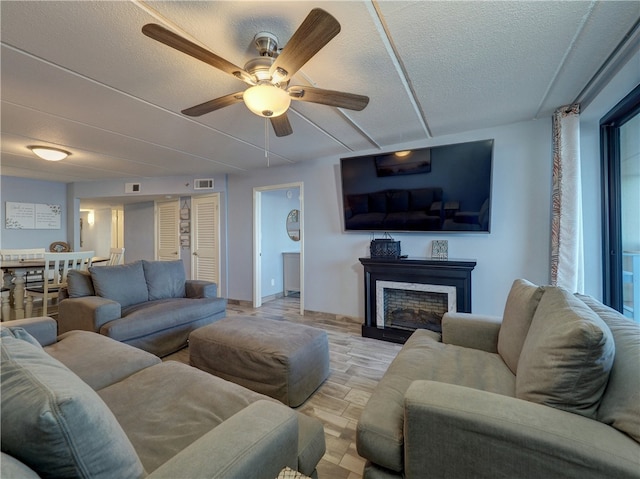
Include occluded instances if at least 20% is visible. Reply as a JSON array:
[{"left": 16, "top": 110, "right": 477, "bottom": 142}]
[{"left": 264, "top": 118, "right": 270, "bottom": 167}]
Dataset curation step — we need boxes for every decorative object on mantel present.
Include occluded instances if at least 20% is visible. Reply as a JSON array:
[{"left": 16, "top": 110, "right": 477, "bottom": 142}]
[
  {"left": 431, "top": 240, "right": 448, "bottom": 259},
  {"left": 370, "top": 232, "right": 401, "bottom": 258}
]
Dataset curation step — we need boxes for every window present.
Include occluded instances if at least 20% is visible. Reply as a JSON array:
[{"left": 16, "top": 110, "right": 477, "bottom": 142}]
[{"left": 601, "top": 83, "right": 640, "bottom": 321}]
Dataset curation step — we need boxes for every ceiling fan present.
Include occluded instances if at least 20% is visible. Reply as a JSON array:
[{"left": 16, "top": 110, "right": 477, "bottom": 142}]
[{"left": 142, "top": 8, "right": 369, "bottom": 137}]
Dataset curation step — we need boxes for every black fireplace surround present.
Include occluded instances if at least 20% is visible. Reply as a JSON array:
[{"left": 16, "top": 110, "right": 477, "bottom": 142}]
[{"left": 359, "top": 257, "right": 476, "bottom": 343}]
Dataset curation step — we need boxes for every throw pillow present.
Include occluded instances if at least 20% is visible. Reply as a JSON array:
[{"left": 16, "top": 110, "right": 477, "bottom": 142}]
[
  {"left": 577, "top": 294, "right": 640, "bottom": 442},
  {"left": 142, "top": 260, "right": 186, "bottom": 300},
  {"left": 497, "top": 279, "right": 545, "bottom": 374},
  {"left": 0, "top": 327, "right": 42, "bottom": 349},
  {"left": 67, "top": 270, "right": 95, "bottom": 298},
  {"left": 0, "top": 336, "right": 145, "bottom": 479},
  {"left": 516, "top": 287, "right": 615, "bottom": 419},
  {"left": 90, "top": 261, "right": 149, "bottom": 308}
]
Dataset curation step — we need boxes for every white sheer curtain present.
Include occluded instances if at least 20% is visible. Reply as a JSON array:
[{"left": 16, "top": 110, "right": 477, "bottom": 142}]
[{"left": 551, "top": 104, "right": 584, "bottom": 293}]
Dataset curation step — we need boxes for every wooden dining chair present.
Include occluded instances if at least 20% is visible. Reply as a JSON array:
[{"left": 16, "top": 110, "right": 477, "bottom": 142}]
[
  {"left": 107, "top": 247, "right": 125, "bottom": 266},
  {"left": 25, "top": 251, "right": 94, "bottom": 317}
]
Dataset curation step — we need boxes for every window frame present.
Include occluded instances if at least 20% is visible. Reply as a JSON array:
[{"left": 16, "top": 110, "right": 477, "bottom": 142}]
[{"left": 600, "top": 83, "right": 640, "bottom": 311}]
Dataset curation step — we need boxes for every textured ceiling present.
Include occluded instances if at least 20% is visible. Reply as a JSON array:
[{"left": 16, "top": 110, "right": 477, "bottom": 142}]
[{"left": 1, "top": 1, "right": 638, "bottom": 186}]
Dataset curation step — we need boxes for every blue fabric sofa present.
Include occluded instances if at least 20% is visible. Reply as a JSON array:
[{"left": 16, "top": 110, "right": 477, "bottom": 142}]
[{"left": 57, "top": 260, "right": 226, "bottom": 356}]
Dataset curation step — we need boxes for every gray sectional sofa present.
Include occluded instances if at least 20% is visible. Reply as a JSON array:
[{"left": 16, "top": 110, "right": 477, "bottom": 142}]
[
  {"left": 57, "top": 260, "right": 226, "bottom": 356},
  {"left": 1, "top": 317, "right": 326, "bottom": 478},
  {"left": 357, "top": 279, "right": 640, "bottom": 478}
]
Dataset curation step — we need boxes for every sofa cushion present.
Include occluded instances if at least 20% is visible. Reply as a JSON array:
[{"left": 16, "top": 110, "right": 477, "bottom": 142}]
[
  {"left": 0, "top": 335, "right": 144, "bottom": 479},
  {"left": 90, "top": 261, "right": 149, "bottom": 308},
  {"left": 348, "top": 194, "right": 369, "bottom": 215},
  {"left": 100, "top": 297, "right": 226, "bottom": 342},
  {"left": 142, "top": 260, "right": 186, "bottom": 300},
  {"left": 387, "top": 191, "right": 409, "bottom": 212},
  {"left": 498, "top": 279, "right": 545, "bottom": 374},
  {"left": 516, "top": 287, "right": 615, "bottom": 419},
  {"left": 369, "top": 191, "right": 388, "bottom": 213},
  {"left": 577, "top": 294, "right": 640, "bottom": 443},
  {"left": 67, "top": 269, "right": 95, "bottom": 298},
  {"left": 45, "top": 330, "right": 162, "bottom": 391},
  {"left": 97, "top": 361, "right": 275, "bottom": 472}
]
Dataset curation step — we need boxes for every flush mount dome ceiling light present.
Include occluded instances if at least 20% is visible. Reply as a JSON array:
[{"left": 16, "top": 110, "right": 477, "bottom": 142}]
[{"left": 28, "top": 146, "right": 70, "bottom": 161}]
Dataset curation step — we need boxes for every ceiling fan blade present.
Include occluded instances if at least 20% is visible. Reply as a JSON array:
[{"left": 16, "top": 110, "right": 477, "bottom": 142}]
[
  {"left": 181, "top": 92, "right": 244, "bottom": 117},
  {"left": 269, "top": 9, "right": 340, "bottom": 82},
  {"left": 142, "top": 24, "right": 253, "bottom": 84},
  {"left": 270, "top": 114, "right": 293, "bottom": 137},
  {"left": 288, "top": 86, "right": 369, "bottom": 111}
]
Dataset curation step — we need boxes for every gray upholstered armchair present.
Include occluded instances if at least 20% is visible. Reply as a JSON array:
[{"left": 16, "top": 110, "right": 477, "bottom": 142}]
[{"left": 357, "top": 280, "right": 640, "bottom": 478}]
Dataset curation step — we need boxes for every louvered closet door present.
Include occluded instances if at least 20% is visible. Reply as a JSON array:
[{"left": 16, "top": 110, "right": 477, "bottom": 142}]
[
  {"left": 156, "top": 200, "right": 180, "bottom": 261},
  {"left": 192, "top": 194, "right": 220, "bottom": 285}
]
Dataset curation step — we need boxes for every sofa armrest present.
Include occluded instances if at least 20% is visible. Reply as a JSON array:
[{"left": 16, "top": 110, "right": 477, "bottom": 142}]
[
  {"left": 148, "top": 400, "right": 298, "bottom": 479},
  {"left": 404, "top": 381, "right": 640, "bottom": 479},
  {"left": 441, "top": 312, "right": 501, "bottom": 353},
  {"left": 0, "top": 316, "right": 57, "bottom": 346},
  {"left": 57, "top": 297, "right": 121, "bottom": 335},
  {"left": 185, "top": 280, "right": 218, "bottom": 299}
]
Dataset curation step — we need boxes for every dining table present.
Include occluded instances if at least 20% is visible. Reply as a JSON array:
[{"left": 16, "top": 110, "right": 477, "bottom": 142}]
[{"left": 1, "top": 256, "right": 108, "bottom": 319}]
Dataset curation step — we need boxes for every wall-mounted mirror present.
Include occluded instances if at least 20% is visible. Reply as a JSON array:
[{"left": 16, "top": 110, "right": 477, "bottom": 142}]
[{"left": 286, "top": 209, "right": 300, "bottom": 241}]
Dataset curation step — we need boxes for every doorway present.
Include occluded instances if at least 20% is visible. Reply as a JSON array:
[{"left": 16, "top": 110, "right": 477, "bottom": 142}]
[
  {"left": 191, "top": 194, "right": 221, "bottom": 285},
  {"left": 253, "top": 183, "right": 304, "bottom": 315}
]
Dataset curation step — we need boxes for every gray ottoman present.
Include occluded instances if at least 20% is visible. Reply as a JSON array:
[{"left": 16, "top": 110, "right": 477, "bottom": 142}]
[{"left": 189, "top": 316, "right": 330, "bottom": 407}]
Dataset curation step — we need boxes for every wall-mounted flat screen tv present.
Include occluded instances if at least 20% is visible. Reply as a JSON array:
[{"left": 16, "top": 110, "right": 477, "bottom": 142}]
[{"left": 340, "top": 139, "right": 493, "bottom": 233}]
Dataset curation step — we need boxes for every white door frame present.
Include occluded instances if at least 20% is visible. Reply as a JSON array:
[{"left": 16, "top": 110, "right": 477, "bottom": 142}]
[{"left": 253, "top": 182, "right": 304, "bottom": 315}]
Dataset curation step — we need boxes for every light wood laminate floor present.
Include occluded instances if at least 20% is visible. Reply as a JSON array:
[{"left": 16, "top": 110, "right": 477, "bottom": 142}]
[{"left": 165, "top": 296, "right": 402, "bottom": 479}]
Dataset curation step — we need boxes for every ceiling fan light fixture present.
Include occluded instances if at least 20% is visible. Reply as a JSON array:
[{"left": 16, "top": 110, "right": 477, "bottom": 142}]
[
  {"left": 28, "top": 146, "right": 70, "bottom": 161},
  {"left": 243, "top": 84, "right": 291, "bottom": 118}
]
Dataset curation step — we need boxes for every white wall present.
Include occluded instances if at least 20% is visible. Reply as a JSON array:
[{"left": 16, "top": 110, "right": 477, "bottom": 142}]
[
  {"left": 123, "top": 201, "right": 155, "bottom": 262},
  {"left": 580, "top": 48, "right": 640, "bottom": 299},
  {"left": 228, "top": 118, "right": 553, "bottom": 317},
  {"left": 79, "top": 208, "right": 112, "bottom": 257}
]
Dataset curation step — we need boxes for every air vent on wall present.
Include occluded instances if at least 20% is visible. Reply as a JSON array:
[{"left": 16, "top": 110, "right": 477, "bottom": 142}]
[
  {"left": 194, "top": 178, "right": 214, "bottom": 190},
  {"left": 124, "top": 182, "right": 141, "bottom": 193}
]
